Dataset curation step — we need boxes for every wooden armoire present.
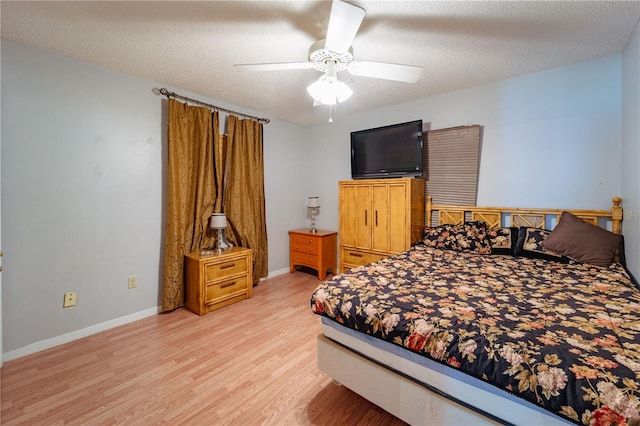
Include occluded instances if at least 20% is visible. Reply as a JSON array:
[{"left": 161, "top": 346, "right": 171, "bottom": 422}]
[{"left": 338, "top": 178, "right": 425, "bottom": 272}]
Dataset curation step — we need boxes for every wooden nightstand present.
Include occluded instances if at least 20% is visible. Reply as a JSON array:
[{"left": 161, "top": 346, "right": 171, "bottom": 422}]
[
  {"left": 184, "top": 247, "right": 253, "bottom": 315},
  {"left": 289, "top": 229, "right": 337, "bottom": 280}
]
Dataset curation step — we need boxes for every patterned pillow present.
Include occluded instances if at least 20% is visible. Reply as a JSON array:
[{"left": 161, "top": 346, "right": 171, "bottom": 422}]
[
  {"left": 423, "top": 221, "right": 492, "bottom": 254},
  {"left": 515, "top": 227, "right": 569, "bottom": 263},
  {"left": 486, "top": 227, "right": 518, "bottom": 256}
]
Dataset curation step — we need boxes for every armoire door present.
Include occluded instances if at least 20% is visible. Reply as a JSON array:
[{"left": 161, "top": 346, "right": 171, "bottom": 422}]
[
  {"left": 371, "top": 184, "right": 389, "bottom": 252},
  {"left": 339, "top": 183, "right": 372, "bottom": 250},
  {"left": 388, "top": 183, "right": 408, "bottom": 252},
  {"left": 355, "top": 185, "right": 372, "bottom": 249},
  {"left": 339, "top": 184, "right": 358, "bottom": 248}
]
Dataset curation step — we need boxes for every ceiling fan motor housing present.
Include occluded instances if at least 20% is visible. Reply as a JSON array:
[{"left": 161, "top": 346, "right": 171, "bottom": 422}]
[{"left": 308, "top": 40, "right": 354, "bottom": 73}]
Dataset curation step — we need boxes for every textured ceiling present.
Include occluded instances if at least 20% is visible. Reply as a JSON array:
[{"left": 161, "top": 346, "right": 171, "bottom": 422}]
[{"left": 2, "top": 1, "right": 639, "bottom": 126}]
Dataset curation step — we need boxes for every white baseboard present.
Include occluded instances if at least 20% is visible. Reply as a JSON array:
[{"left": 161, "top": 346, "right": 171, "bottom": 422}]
[
  {"left": 266, "top": 267, "right": 289, "bottom": 278},
  {"left": 2, "top": 306, "right": 161, "bottom": 362}
]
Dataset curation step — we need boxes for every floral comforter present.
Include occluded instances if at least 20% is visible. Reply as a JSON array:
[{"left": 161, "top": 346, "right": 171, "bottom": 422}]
[{"left": 311, "top": 244, "right": 640, "bottom": 426}]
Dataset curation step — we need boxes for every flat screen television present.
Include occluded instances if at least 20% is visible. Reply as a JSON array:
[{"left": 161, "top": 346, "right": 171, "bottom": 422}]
[{"left": 350, "top": 119, "right": 423, "bottom": 179}]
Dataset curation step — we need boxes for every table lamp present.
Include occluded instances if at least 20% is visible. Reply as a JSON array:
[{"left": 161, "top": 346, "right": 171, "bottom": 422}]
[
  {"left": 308, "top": 196, "right": 320, "bottom": 233},
  {"left": 210, "top": 213, "right": 232, "bottom": 253}
]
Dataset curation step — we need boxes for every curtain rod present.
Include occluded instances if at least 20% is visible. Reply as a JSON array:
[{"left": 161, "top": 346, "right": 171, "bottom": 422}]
[{"left": 154, "top": 87, "right": 270, "bottom": 124}]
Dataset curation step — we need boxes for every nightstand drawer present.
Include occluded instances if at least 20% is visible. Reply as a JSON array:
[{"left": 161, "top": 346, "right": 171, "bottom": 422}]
[
  {"left": 204, "top": 257, "right": 248, "bottom": 282},
  {"left": 291, "top": 251, "right": 319, "bottom": 268},
  {"left": 291, "top": 241, "right": 319, "bottom": 255},
  {"left": 206, "top": 275, "right": 249, "bottom": 301},
  {"left": 341, "top": 249, "right": 384, "bottom": 266},
  {"left": 291, "top": 233, "right": 320, "bottom": 247}
]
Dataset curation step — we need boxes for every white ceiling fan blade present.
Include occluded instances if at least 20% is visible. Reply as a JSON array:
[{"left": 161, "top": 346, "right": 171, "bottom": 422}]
[
  {"left": 325, "top": 0, "right": 365, "bottom": 54},
  {"left": 348, "top": 60, "right": 424, "bottom": 83},
  {"left": 234, "top": 62, "right": 313, "bottom": 72}
]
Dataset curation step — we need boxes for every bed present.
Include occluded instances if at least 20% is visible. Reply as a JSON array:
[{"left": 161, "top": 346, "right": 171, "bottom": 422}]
[{"left": 311, "top": 197, "right": 640, "bottom": 426}]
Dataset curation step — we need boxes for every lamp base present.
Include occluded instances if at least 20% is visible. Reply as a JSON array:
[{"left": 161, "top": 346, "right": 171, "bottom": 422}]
[
  {"left": 214, "top": 228, "right": 233, "bottom": 253},
  {"left": 310, "top": 208, "right": 318, "bottom": 234}
]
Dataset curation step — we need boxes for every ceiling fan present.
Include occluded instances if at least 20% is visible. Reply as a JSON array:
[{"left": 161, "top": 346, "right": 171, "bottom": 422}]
[{"left": 234, "top": 0, "right": 424, "bottom": 106}]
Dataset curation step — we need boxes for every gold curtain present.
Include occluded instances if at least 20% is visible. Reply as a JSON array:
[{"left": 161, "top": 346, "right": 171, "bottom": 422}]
[
  {"left": 162, "top": 99, "right": 218, "bottom": 312},
  {"left": 213, "top": 113, "right": 227, "bottom": 214},
  {"left": 224, "top": 115, "right": 268, "bottom": 283}
]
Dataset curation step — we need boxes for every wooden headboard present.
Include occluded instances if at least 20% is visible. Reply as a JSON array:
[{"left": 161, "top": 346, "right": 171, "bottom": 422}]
[{"left": 426, "top": 196, "right": 623, "bottom": 234}]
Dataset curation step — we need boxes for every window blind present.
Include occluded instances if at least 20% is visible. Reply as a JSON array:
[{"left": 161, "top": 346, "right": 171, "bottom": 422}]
[{"left": 422, "top": 125, "right": 481, "bottom": 206}]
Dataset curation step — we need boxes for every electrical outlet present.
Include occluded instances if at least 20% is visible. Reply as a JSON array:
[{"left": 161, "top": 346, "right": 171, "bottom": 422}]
[
  {"left": 63, "top": 292, "right": 77, "bottom": 308},
  {"left": 128, "top": 275, "right": 137, "bottom": 289}
]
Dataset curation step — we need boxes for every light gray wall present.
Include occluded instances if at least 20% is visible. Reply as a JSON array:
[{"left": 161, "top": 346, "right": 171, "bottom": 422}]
[
  {"left": 621, "top": 19, "right": 640, "bottom": 281},
  {"left": 1, "top": 40, "right": 308, "bottom": 356}
]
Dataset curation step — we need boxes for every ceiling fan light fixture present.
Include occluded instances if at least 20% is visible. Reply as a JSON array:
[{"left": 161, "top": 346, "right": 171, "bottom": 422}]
[{"left": 307, "top": 73, "right": 353, "bottom": 105}]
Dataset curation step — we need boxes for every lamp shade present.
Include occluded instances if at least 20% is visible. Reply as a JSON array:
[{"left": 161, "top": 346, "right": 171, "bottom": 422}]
[
  {"left": 210, "top": 213, "right": 227, "bottom": 229},
  {"left": 333, "top": 80, "right": 353, "bottom": 103},
  {"left": 306, "top": 75, "right": 353, "bottom": 106},
  {"left": 308, "top": 196, "right": 320, "bottom": 208}
]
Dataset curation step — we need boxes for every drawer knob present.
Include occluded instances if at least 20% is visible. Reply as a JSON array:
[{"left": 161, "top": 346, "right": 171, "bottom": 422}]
[
  {"left": 350, "top": 252, "right": 363, "bottom": 258},
  {"left": 220, "top": 263, "right": 236, "bottom": 270}
]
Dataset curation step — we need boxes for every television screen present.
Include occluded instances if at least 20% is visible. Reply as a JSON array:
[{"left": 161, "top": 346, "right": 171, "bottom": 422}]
[{"left": 351, "top": 120, "right": 423, "bottom": 179}]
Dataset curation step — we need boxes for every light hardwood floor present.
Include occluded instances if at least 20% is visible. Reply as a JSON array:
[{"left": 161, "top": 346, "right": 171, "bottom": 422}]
[{"left": 1, "top": 271, "right": 406, "bottom": 426}]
